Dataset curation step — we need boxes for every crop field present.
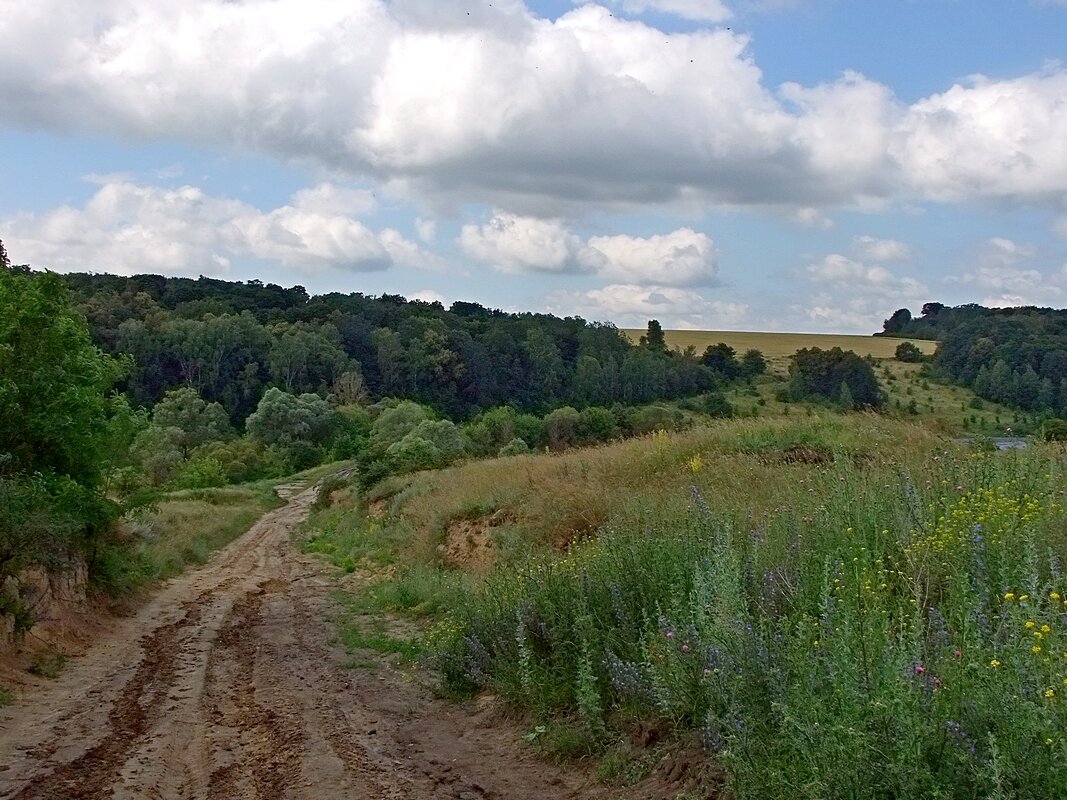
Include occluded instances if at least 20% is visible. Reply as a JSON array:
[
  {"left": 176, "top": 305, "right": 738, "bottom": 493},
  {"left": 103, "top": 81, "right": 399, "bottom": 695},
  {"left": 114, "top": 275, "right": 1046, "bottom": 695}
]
[{"left": 621, "top": 329, "right": 938, "bottom": 371}]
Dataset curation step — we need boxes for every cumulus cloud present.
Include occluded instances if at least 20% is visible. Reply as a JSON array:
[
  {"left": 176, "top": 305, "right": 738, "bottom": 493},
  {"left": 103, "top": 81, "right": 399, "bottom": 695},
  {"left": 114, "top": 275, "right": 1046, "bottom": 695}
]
[
  {"left": 852, "top": 235, "right": 911, "bottom": 262},
  {"left": 1, "top": 1, "right": 1066, "bottom": 221},
  {"left": 948, "top": 237, "right": 1064, "bottom": 307},
  {"left": 2, "top": 179, "right": 434, "bottom": 275},
  {"left": 799, "top": 253, "right": 929, "bottom": 333},
  {"left": 459, "top": 212, "right": 596, "bottom": 274},
  {"left": 547, "top": 283, "right": 748, "bottom": 328},
  {"left": 460, "top": 212, "right": 718, "bottom": 286},
  {"left": 586, "top": 228, "right": 719, "bottom": 286}
]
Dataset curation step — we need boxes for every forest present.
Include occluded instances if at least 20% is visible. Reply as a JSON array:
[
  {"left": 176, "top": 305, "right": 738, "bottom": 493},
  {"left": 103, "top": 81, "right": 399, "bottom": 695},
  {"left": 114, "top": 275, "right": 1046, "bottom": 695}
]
[{"left": 882, "top": 302, "right": 1067, "bottom": 415}]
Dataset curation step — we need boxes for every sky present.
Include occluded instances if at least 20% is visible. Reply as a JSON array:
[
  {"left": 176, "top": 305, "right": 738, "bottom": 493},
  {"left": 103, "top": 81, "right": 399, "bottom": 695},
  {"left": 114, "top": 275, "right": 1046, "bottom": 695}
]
[{"left": 2, "top": 1, "right": 1067, "bottom": 334}]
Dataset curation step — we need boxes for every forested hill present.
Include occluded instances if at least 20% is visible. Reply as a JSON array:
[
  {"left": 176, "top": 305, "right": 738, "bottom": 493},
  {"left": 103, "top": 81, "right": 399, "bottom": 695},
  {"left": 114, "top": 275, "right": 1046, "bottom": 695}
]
[
  {"left": 880, "top": 302, "right": 1067, "bottom": 416},
  {"left": 60, "top": 271, "right": 718, "bottom": 421}
]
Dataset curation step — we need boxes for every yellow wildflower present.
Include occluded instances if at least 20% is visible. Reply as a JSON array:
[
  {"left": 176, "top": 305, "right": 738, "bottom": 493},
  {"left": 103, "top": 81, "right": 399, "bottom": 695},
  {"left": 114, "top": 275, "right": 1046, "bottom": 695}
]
[
  {"left": 1033, "top": 645, "right": 1043, "bottom": 654},
  {"left": 1046, "top": 689, "right": 1056, "bottom": 699},
  {"left": 990, "top": 659, "right": 1001, "bottom": 668},
  {"left": 1004, "top": 593, "right": 1016, "bottom": 601},
  {"left": 1042, "top": 625, "right": 1052, "bottom": 634},
  {"left": 1026, "top": 621, "right": 1036, "bottom": 629}
]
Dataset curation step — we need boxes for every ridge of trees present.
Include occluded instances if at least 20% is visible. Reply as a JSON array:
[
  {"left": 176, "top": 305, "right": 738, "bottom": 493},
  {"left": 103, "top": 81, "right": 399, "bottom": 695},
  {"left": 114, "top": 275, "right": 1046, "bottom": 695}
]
[
  {"left": 881, "top": 302, "right": 1067, "bottom": 417},
  {"left": 61, "top": 272, "right": 734, "bottom": 421}
]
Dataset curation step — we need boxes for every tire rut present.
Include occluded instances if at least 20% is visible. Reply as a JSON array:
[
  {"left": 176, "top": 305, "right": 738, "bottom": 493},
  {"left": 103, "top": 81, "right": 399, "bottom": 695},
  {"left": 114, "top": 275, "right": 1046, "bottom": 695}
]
[{"left": 13, "top": 604, "right": 205, "bottom": 800}]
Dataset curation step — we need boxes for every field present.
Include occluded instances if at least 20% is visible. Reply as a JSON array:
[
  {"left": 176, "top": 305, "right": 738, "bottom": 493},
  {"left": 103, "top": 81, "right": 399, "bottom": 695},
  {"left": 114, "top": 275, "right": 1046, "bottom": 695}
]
[
  {"left": 621, "top": 329, "right": 938, "bottom": 371},
  {"left": 305, "top": 415, "right": 1067, "bottom": 798}
]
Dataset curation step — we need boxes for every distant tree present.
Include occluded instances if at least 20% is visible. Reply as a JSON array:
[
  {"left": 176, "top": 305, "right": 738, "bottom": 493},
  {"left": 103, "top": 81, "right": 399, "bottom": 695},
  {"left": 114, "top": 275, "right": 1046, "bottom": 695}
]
[
  {"left": 739, "top": 349, "right": 768, "bottom": 379},
  {"left": 883, "top": 308, "right": 912, "bottom": 334},
  {"left": 920, "top": 302, "right": 946, "bottom": 317},
  {"left": 151, "top": 387, "right": 233, "bottom": 456},
  {"left": 245, "top": 388, "right": 341, "bottom": 447},
  {"left": 640, "top": 320, "right": 667, "bottom": 353},
  {"left": 543, "top": 406, "right": 581, "bottom": 450},
  {"left": 701, "top": 342, "right": 741, "bottom": 379},
  {"left": 895, "top": 341, "right": 926, "bottom": 363},
  {"left": 787, "top": 347, "right": 882, "bottom": 409},
  {"left": 0, "top": 237, "right": 8, "bottom": 269}
]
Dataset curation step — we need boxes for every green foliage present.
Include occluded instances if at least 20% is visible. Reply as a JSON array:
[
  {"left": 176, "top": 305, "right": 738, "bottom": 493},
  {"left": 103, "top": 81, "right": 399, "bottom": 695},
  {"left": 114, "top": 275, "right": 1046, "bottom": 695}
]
[
  {"left": 246, "top": 387, "right": 341, "bottom": 447},
  {"left": 787, "top": 347, "right": 883, "bottom": 409},
  {"left": 543, "top": 406, "right": 582, "bottom": 450},
  {"left": 895, "top": 340, "right": 927, "bottom": 363},
  {"left": 739, "top": 349, "right": 767, "bottom": 378},
  {"left": 1044, "top": 419, "right": 1067, "bottom": 442},
  {"left": 0, "top": 269, "right": 125, "bottom": 601},
  {"left": 701, "top": 342, "right": 742, "bottom": 379},
  {"left": 151, "top": 387, "right": 233, "bottom": 456},
  {"left": 435, "top": 448, "right": 1067, "bottom": 798},
  {"left": 170, "top": 457, "right": 228, "bottom": 490},
  {"left": 498, "top": 437, "right": 530, "bottom": 457},
  {"left": 0, "top": 269, "right": 127, "bottom": 484}
]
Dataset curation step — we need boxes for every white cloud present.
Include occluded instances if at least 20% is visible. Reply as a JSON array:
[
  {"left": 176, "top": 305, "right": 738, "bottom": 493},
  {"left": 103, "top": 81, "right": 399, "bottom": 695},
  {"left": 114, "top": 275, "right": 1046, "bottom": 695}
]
[
  {"left": 798, "top": 253, "right": 929, "bottom": 333},
  {"left": 592, "top": 1, "right": 733, "bottom": 22},
  {"left": 409, "top": 288, "right": 448, "bottom": 304},
  {"left": 460, "top": 212, "right": 718, "bottom": 286},
  {"left": 459, "top": 212, "right": 595, "bottom": 274},
  {"left": 791, "top": 207, "right": 834, "bottom": 229},
  {"left": 547, "top": 283, "right": 748, "bottom": 328},
  {"left": 948, "top": 237, "right": 1064, "bottom": 307},
  {"left": 852, "top": 235, "right": 911, "bottom": 262},
  {"left": 1, "top": 2, "right": 1066, "bottom": 221},
  {"left": 3, "top": 179, "right": 433, "bottom": 275},
  {"left": 415, "top": 217, "right": 437, "bottom": 243},
  {"left": 893, "top": 71, "right": 1067, "bottom": 206},
  {"left": 585, "top": 228, "right": 718, "bottom": 286}
]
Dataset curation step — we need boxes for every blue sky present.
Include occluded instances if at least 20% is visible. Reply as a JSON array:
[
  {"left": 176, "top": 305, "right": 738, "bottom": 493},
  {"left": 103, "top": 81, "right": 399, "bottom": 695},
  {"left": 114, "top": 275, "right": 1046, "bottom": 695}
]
[{"left": 2, "top": 0, "right": 1066, "bottom": 333}]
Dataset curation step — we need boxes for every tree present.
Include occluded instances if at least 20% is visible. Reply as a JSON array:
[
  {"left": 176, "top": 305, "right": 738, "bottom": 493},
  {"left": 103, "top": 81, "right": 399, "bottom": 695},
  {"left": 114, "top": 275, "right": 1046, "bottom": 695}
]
[
  {"left": 787, "top": 347, "right": 882, "bottom": 409},
  {"left": 740, "top": 349, "right": 768, "bottom": 379},
  {"left": 701, "top": 342, "right": 741, "bottom": 379},
  {"left": 245, "top": 388, "right": 341, "bottom": 447},
  {"left": 883, "top": 308, "right": 912, "bottom": 334},
  {"left": 895, "top": 341, "right": 925, "bottom": 363},
  {"left": 640, "top": 320, "right": 667, "bottom": 353},
  {"left": 0, "top": 270, "right": 127, "bottom": 484},
  {"left": 151, "top": 387, "right": 233, "bottom": 456}
]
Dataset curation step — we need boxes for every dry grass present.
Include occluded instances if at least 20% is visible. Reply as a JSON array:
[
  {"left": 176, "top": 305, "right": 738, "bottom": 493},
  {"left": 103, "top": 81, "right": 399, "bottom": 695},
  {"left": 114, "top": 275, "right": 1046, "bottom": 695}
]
[
  {"left": 621, "top": 329, "right": 937, "bottom": 372},
  {"left": 367, "top": 414, "right": 947, "bottom": 570},
  {"left": 124, "top": 486, "right": 283, "bottom": 583}
]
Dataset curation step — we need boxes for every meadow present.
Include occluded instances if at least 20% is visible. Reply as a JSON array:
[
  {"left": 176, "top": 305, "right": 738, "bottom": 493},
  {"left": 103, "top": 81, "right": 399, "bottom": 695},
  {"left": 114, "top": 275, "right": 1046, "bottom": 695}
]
[{"left": 305, "top": 414, "right": 1067, "bottom": 799}]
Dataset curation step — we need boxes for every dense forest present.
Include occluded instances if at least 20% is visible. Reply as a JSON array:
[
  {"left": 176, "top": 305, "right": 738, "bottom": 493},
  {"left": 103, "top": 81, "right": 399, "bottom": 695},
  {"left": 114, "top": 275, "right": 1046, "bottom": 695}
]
[
  {"left": 882, "top": 303, "right": 1067, "bottom": 417},
  {"left": 58, "top": 271, "right": 733, "bottom": 422}
]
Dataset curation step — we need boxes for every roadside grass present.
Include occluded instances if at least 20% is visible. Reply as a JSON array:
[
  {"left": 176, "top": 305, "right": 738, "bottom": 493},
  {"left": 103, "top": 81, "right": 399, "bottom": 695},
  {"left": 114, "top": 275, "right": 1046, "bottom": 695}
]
[
  {"left": 93, "top": 484, "right": 283, "bottom": 595},
  {"left": 620, "top": 329, "right": 936, "bottom": 371},
  {"left": 0, "top": 684, "right": 11, "bottom": 706},
  {"left": 305, "top": 416, "right": 1067, "bottom": 798}
]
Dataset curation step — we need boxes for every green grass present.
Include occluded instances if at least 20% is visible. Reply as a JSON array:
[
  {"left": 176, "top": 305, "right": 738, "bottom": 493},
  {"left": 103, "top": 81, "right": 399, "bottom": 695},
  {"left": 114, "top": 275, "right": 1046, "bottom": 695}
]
[
  {"left": 0, "top": 684, "right": 11, "bottom": 706},
  {"left": 94, "top": 483, "right": 284, "bottom": 595},
  {"left": 305, "top": 416, "right": 1067, "bottom": 798},
  {"left": 621, "top": 329, "right": 937, "bottom": 372}
]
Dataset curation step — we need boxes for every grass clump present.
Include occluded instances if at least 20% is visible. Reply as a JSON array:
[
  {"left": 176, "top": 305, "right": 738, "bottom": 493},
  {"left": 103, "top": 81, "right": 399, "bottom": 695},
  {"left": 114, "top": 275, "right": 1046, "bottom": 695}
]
[{"left": 431, "top": 446, "right": 1067, "bottom": 799}]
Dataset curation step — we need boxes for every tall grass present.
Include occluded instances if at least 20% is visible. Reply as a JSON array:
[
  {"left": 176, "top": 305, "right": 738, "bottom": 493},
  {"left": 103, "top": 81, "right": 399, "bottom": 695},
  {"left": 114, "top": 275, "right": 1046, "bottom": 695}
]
[
  {"left": 93, "top": 485, "right": 282, "bottom": 594},
  {"left": 428, "top": 443, "right": 1067, "bottom": 798}
]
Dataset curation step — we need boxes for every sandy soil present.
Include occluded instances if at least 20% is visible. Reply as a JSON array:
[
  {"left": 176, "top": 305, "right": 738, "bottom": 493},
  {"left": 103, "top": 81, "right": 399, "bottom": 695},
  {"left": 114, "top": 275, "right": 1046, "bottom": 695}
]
[{"left": 0, "top": 482, "right": 620, "bottom": 800}]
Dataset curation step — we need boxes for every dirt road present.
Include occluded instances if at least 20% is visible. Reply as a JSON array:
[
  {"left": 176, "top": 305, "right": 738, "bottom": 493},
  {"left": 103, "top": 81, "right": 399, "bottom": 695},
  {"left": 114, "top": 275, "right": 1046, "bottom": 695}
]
[{"left": 0, "top": 482, "right": 615, "bottom": 800}]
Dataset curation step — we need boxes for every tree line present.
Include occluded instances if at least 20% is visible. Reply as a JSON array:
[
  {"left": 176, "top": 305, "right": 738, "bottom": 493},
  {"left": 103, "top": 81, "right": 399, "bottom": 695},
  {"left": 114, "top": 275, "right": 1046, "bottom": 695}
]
[{"left": 881, "top": 302, "right": 1067, "bottom": 417}]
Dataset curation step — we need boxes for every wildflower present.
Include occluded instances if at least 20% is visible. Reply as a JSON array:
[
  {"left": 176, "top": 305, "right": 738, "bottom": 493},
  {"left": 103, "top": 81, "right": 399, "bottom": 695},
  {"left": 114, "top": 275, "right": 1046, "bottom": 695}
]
[
  {"left": 1026, "top": 621, "right": 1036, "bottom": 629},
  {"left": 665, "top": 631, "right": 674, "bottom": 639},
  {"left": 1046, "top": 689, "right": 1056, "bottom": 699},
  {"left": 913, "top": 664, "right": 925, "bottom": 676},
  {"left": 1042, "top": 625, "right": 1052, "bottom": 634},
  {"left": 990, "top": 659, "right": 1001, "bottom": 668},
  {"left": 1033, "top": 646, "right": 1043, "bottom": 654},
  {"left": 681, "top": 644, "right": 690, "bottom": 653},
  {"left": 1052, "top": 592, "right": 1062, "bottom": 601},
  {"left": 954, "top": 649, "right": 962, "bottom": 658},
  {"left": 933, "top": 678, "right": 944, "bottom": 689},
  {"left": 1020, "top": 594, "right": 1030, "bottom": 601},
  {"left": 1004, "top": 593, "right": 1016, "bottom": 601}
]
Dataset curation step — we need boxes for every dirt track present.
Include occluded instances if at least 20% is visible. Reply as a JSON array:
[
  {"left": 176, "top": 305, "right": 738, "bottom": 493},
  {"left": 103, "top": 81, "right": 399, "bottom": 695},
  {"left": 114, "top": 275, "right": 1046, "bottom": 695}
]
[{"left": 0, "top": 482, "right": 615, "bottom": 800}]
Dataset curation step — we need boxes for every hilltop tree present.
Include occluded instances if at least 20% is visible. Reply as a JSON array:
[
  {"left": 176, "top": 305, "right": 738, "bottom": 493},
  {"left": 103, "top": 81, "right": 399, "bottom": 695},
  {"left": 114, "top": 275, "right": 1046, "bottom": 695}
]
[
  {"left": 701, "top": 342, "right": 742, "bottom": 379},
  {"left": 640, "top": 319, "right": 667, "bottom": 353}
]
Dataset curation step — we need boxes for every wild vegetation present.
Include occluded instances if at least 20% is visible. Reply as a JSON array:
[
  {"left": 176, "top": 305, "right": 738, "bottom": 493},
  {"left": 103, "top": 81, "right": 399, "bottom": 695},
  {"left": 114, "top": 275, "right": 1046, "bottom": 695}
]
[
  {"left": 882, "top": 303, "right": 1067, "bottom": 418},
  {"left": 306, "top": 417, "right": 1067, "bottom": 799}
]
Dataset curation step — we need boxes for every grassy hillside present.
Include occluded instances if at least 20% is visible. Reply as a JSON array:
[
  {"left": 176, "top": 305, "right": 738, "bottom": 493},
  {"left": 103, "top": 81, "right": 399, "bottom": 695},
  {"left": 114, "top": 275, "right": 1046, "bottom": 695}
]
[
  {"left": 621, "top": 329, "right": 937, "bottom": 371},
  {"left": 306, "top": 417, "right": 1067, "bottom": 797}
]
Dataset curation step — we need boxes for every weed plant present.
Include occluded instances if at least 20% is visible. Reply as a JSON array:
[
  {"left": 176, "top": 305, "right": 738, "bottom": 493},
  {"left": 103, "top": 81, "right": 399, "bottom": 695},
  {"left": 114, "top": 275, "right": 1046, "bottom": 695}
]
[{"left": 432, "top": 446, "right": 1067, "bottom": 798}]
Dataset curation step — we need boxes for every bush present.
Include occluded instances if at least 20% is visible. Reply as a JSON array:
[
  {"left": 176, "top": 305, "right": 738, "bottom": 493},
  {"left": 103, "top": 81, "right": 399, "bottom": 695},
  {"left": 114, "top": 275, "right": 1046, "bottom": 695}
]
[
  {"left": 498, "top": 438, "right": 530, "bottom": 457},
  {"left": 895, "top": 341, "right": 927, "bottom": 363},
  {"left": 787, "top": 347, "right": 883, "bottom": 409},
  {"left": 170, "top": 457, "right": 228, "bottom": 490}
]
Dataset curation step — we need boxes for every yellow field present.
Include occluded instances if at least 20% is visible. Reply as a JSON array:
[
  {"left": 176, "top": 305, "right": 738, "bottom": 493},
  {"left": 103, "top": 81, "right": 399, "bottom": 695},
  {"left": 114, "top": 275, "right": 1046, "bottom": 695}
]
[{"left": 621, "top": 329, "right": 937, "bottom": 370}]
